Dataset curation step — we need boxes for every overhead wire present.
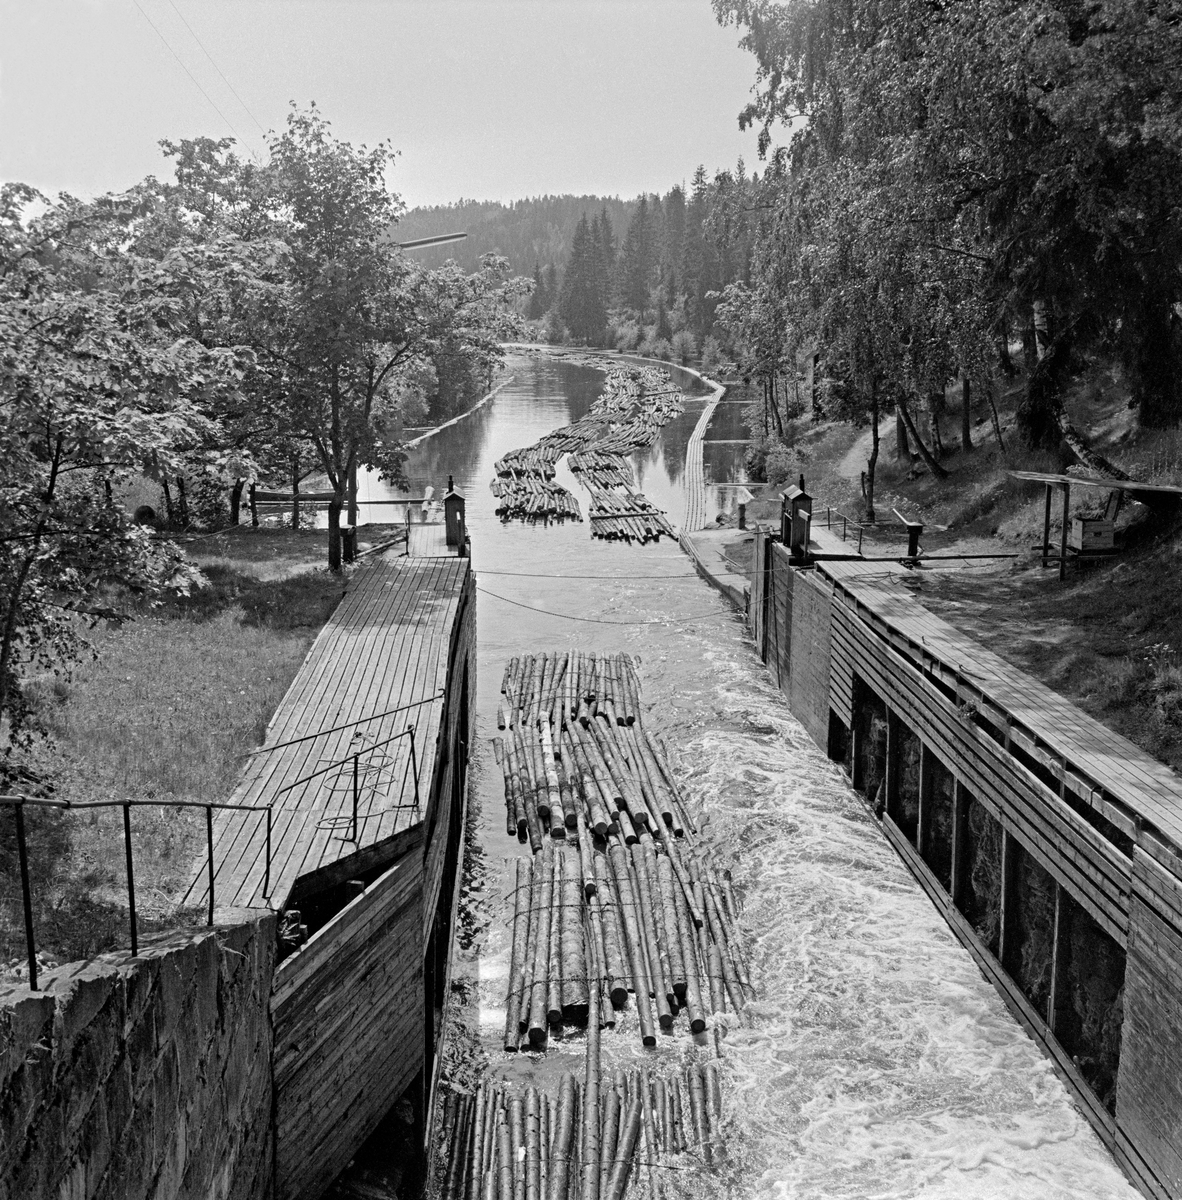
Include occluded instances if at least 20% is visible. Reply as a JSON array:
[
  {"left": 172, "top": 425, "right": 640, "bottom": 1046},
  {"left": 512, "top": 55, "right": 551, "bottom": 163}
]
[
  {"left": 166, "top": 0, "right": 269, "bottom": 140},
  {"left": 476, "top": 569, "right": 699, "bottom": 580},
  {"left": 475, "top": 586, "right": 724, "bottom": 626},
  {"left": 131, "top": 0, "right": 242, "bottom": 143}
]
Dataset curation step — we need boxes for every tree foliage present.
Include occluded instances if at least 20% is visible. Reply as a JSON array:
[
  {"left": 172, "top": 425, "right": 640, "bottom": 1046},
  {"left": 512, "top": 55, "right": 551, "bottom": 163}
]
[{"left": 713, "top": 0, "right": 1182, "bottom": 484}]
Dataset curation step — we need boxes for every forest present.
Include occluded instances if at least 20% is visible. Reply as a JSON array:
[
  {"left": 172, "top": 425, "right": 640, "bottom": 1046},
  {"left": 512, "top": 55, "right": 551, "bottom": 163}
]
[
  {"left": 404, "top": 0, "right": 1182, "bottom": 526},
  {"left": 397, "top": 166, "right": 762, "bottom": 367},
  {"left": 710, "top": 0, "right": 1182, "bottom": 516},
  {"left": 0, "top": 107, "right": 525, "bottom": 753}
]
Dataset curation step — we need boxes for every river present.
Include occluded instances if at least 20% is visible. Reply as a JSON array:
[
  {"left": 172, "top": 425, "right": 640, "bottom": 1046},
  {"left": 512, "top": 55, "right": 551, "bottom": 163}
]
[{"left": 397, "top": 352, "right": 1136, "bottom": 1199}]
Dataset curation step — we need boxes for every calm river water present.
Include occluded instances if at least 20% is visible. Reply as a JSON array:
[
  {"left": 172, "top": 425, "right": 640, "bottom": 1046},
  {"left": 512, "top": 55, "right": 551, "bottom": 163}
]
[{"left": 398, "top": 353, "right": 1135, "bottom": 1200}]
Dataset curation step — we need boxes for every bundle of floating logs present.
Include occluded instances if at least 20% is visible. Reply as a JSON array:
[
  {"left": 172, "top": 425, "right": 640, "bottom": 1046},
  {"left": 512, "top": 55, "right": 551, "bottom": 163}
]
[
  {"left": 490, "top": 366, "right": 683, "bottom": 541},
  {"left": 435, "top": 1059, "right": 725, "bottom": 1200},
  {"left": 579, "top": 483, "right": 676, "bottom": 544},
  {"left": 491, "top": 653, "right": 750, "bottom": 1051}
]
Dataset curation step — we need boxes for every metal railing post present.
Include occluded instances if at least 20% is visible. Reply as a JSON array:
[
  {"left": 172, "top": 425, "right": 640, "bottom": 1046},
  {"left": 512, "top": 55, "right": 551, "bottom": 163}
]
[
  {"left": 123, "top": 803, "right": 138, "bottom": 956},
  {"left": 15, "top": 802, "right": 37, "bottom": 990},
  {"left": 206, "top": 806, "right": 215, "bottom": 926},
  {"left": 352, "top": 754, "right": 360, "bottom": 842},
  {"left": 263, "top": 808, "right": 272, "bottom": 899},
  {"left": 408, "top": 726, "right": 420, "bottom": 811}
]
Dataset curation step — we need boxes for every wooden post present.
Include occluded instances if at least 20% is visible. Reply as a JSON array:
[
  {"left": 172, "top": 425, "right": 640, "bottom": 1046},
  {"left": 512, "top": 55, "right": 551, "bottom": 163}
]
[
  {"left": 884, "top": 709, "right": 899, "bottom": 817},
  {"left": 950, "top": 780, "right": 968, "bottom": 906},
  {"left": 917, "top": 742, "right": 931, "bottom": 857},
  {"left": 851, "top": 717, "right": 864, "bottom": 794},
  {"left": 998, "top": 830, "right": 1016, "bottom": 966},
  {"left": 1041, "top": 483, "right": 1052, "bottom": 569},
  {"left": 1047, "top": 882, "right": 1063, "bottom": 1032},
  {"left": 249, "top": 482, "right": 259, "bottom": 528},
  {"left": 1059, "top": 482, "right": 1070, "bottom": 582}
]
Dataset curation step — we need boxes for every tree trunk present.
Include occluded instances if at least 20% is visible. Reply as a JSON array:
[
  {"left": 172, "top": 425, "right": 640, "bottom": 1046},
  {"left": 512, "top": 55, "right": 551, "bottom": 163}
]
[
  {"left": 768, "top": 375, "right": 784, "bottom": 438},
  {"left": 176, "top": 475, "right": 190, "bottom": 528},
  {"left": 997, "top": 327, "right": 1015, "bottom": 377},
  {"left": 291, "top": 458, "right": 301, "bottom": 531},
  {"left": 249, "top": 482, "right": 259, "bottom": 527},
  {"left": 895, "top": 405, "right": 911, "bottom": 461},
  {"left": 347, "top": 460, "right": 359, "bottom": 526},
  {"left": 985, "top": 375, "right": 1006, "bottom": 453},
  {"left": 961, "top": 377, "right": 972, "bottom": 453},
  {"left": 229, "top": 478, "right": 244, "bottom": 525},
  {"left": 865, "top": 391, "right": 880, "bottom": 524},
  {"left": 1032, "top": 299, "right": 1053, "bottom": 361},
  {"left": 328, "top": 496, "right": 343, "bottom": 571},
  {"left": 897, "top": 398, "right": 950, "bottom": 479},
  {"left": 161, "top": 478, "right": 175, "bottom": 528},
  {"left": 928, "top": 393, "right": 945, "bottom": 457}
]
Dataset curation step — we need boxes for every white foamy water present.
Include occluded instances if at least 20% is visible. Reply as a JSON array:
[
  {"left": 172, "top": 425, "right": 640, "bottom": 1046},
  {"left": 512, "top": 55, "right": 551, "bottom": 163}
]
[{"left": 406, "top": 355, "right": 1136, "bottom": 1199}]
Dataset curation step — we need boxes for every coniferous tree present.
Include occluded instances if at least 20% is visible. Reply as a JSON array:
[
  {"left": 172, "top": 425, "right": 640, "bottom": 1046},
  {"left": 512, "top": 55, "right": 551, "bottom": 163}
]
[
  {"left": 619, "top": 195, "right": 654, "bottom": 314},
  {"left": 558, "top": 213, "right": 607, "bottom": 344},
  {"left": 593, "top": 206, "right": 617, "bottom": 310},
  {"left": 543, "top": 263, "right": 558, "bottom": 312},
  {"left": 682, "top": 167, "right": 709, "bottom": 336},
  {"left": 527, "top": 262, "right": 547, "bottom": 319},
  {"left": 662, "top": 185, "right": 686, "bottom": 304}
]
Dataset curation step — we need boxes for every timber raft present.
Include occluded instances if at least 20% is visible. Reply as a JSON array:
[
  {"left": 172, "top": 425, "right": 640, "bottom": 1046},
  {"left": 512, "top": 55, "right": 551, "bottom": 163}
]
[
  {"left": 750, "top": 530, "right": 1182, "bottom": 1200},
  {"left": 185, "top": 525, "right": 476, "bottom": 1200}
]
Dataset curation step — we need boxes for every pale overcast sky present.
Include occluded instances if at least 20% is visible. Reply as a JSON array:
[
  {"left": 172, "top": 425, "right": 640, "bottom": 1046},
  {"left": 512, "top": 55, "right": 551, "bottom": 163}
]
[{"left": 1, "top": 0, "right": 765, "bottom": 207}]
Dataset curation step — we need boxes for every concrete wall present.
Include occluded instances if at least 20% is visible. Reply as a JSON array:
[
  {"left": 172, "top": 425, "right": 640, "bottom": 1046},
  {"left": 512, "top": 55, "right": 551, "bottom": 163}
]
[{"left": 1, "top": 909, "right": 275, "bottom": 1200}]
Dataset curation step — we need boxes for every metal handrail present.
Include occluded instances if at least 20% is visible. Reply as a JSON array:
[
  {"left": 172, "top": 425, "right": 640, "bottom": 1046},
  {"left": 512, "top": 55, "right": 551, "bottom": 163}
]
[
  {"left": 276, "top": 725, "right": 422, "bottom": 844},
  {"left": 0, "top": 794, "right": 273, "bottom": 992},
  {"left": 240, "top": 692, "right": 442, "bottom": 758}
]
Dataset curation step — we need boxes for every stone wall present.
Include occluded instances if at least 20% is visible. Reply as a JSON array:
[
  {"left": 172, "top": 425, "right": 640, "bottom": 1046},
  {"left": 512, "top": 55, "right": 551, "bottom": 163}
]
[{"left": 0, "top": 908, "right": 275, "bottom": 1200}]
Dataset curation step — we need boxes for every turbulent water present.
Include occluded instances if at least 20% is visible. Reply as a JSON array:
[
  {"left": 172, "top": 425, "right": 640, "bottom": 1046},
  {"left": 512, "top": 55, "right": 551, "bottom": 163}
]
[{"left": 399, "top": 354, "right": 1136, "bottom": 1200}]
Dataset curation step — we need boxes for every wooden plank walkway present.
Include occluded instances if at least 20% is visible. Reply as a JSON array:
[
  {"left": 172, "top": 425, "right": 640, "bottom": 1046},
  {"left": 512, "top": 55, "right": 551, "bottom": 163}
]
[
  {"left": 818, "top": 560, "right": 1182, "bottom": 860},
  {"left": 187, "top": 551, "right": 469, "bottom": 911}
]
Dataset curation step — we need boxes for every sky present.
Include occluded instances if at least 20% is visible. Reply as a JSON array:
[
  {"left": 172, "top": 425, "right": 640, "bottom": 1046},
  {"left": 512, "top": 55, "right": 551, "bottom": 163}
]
[{"left": 0, "top": 0, "right": 767, "bottom": 209}]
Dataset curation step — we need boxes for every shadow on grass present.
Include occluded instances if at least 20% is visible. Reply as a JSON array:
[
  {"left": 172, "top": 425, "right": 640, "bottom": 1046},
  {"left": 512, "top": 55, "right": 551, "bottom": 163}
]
[
  {"left": 156, "top": 564, "right": 346, "bottom": 631},
  {"left": 0, "top": 805, "right": 204, "bottom": 975}
]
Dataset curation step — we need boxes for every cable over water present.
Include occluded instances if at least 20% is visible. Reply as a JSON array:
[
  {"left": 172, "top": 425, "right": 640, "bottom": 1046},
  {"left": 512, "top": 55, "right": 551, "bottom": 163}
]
[{"left": 411, "top": 353, "right": 1135, "bottom": 1199}]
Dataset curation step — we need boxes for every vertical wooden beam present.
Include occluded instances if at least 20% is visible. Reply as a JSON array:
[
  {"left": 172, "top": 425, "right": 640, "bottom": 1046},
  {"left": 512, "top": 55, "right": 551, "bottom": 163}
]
[
  {"left": 1041, "top": 484, "right": 1053, "bottom": 568},
  {"left": 1059, "top": 482, "right": 1070, "bottom": 582},
  {"left": 1047, "top": 883, "right": 1064, "bottom": 1033},
  {"left": 851, "top": 720, "right": 864, "bottom": 793},
  {"left": 998, "top": 830, "right": 1016, "bottom": 965},
  {"left": 950, "top": 779, "right": 969, "bottom": 906},
  {"left": 884, "top": 709, "right": 899, "bottom": 816},
  {"left": 917, "top": 742, "right": 932, "bottom": 857}
]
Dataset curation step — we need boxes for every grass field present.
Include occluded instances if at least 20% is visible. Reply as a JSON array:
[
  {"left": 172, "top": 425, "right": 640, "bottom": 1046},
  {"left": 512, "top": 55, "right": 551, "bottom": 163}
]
[{"left": 0, "top": 528, "right": 349, "bottom": 978}]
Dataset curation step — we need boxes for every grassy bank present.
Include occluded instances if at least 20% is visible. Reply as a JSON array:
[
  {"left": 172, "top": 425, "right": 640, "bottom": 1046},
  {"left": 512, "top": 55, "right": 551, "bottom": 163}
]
[
  {"left": 735, "top": 367, "right": 1182, "bottom": 775},
  {"left": 1, "top": 528, "right": 349, "bottom": 978}
]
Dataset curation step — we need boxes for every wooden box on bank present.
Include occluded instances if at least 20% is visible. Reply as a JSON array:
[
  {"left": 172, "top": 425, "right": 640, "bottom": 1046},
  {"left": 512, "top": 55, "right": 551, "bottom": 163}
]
[{"left": 1069, "top": 518, "right": 1115, "bottom": 552}]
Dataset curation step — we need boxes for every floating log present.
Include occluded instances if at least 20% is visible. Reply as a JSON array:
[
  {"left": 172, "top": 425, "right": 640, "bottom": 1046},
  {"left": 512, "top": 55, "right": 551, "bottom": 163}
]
[
  {"left": 526, "top": 1088, "right": 542, "bottom": 1200},
  {"left": 604, "top": 1093, "right": 642, "bottom": 1200},
  {"left": 550, "top": 1074, "right": 577, "bottom": 1200},
  {"left": 505, "top": 858, "right": 531, "bottom": 1050},
  {"left": 547, "top": 853, "right": 564, "bottom": 1026},
  {"left": 607, "top": 843, "right": 656, "bottom": 1046},
  {"left": 528, "top": 848, "right": 555, "bottom": 1045},
  {"left": 559, "top": 854, "right": 589, "bottom": 1021}
]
